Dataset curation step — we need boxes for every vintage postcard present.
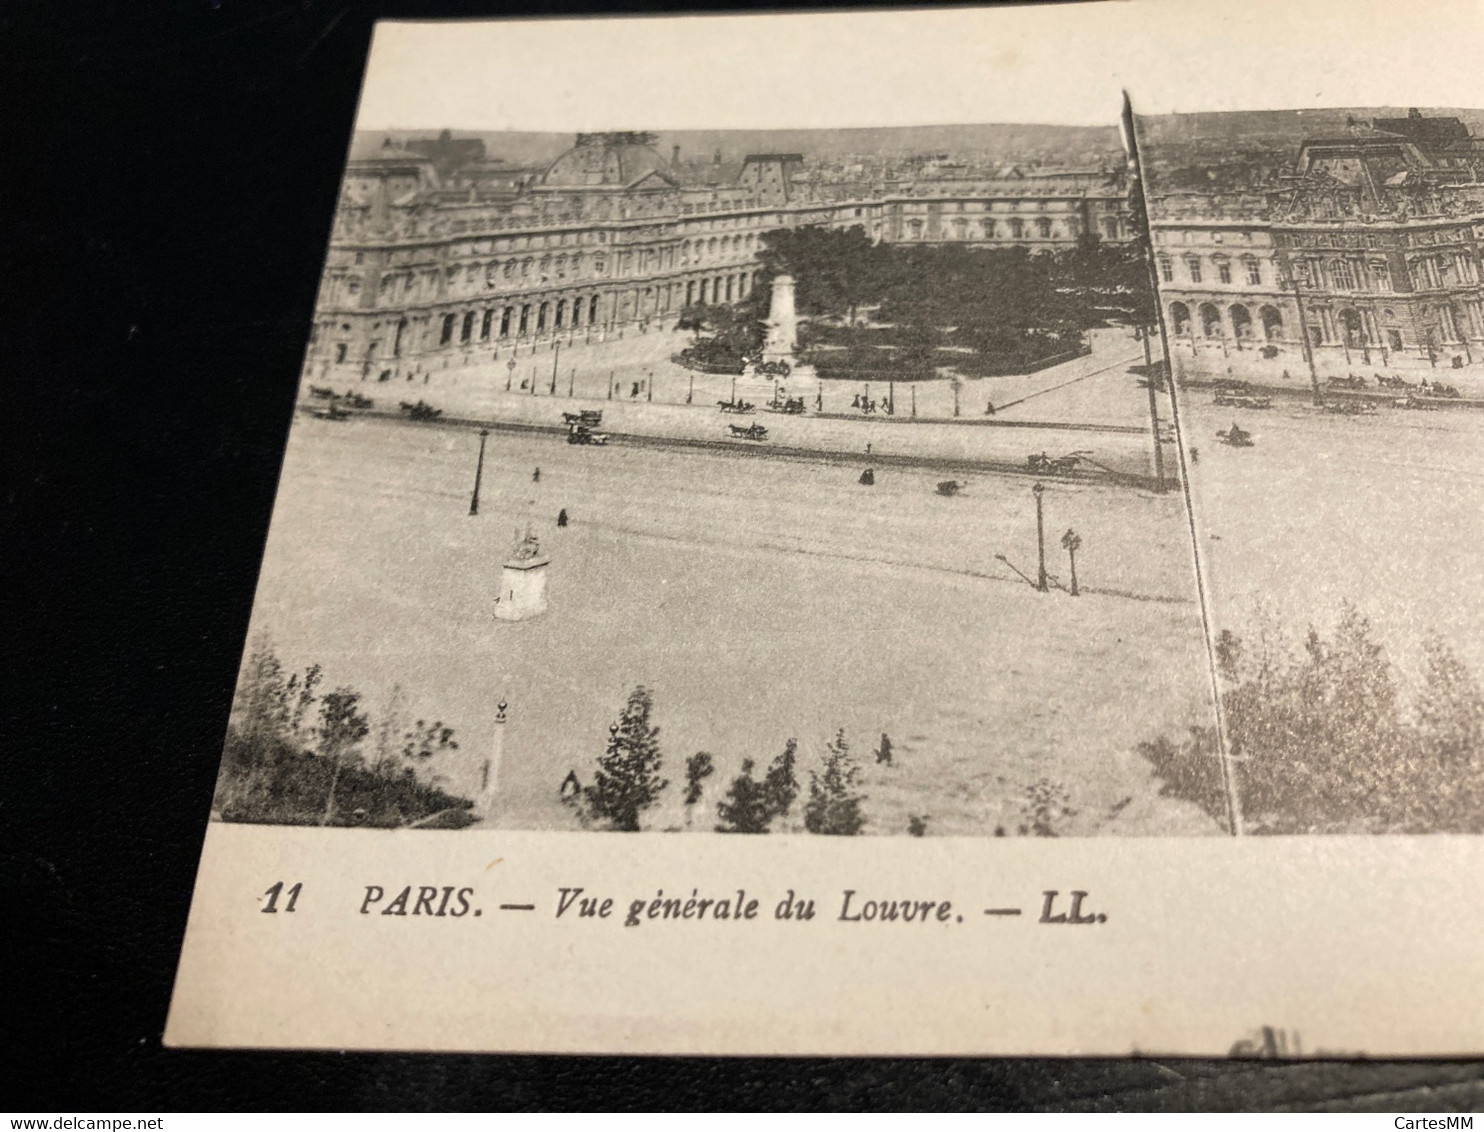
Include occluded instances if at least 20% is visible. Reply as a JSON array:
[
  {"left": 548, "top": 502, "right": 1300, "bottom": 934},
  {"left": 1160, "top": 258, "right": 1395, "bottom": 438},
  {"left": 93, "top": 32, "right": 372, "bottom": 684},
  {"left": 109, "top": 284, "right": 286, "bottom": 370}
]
[{"left": 166, "top": 1, "right": 1484, "bottom": 1055}]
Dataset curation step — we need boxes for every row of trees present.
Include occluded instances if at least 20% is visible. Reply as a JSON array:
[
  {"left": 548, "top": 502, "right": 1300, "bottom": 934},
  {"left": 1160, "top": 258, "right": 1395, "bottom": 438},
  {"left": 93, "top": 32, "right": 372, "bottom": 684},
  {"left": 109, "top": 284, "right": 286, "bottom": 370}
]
[
  {"left": 216, "top": 638, "right": 472, "bottom": 827},
  {"left": 567, "top": 687, "right": 870, "bottom": 834},
  {"left": 1139, "top": 604, "right": 1484, "bottom": 833}
]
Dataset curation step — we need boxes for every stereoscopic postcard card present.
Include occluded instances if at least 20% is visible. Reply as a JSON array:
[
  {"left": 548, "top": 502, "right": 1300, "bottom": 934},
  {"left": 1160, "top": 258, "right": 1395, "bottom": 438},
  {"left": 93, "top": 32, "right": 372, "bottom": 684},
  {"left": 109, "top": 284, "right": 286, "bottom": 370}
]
[{"left": 166, "top": 0, "right": 1484, "bottom": 1055}]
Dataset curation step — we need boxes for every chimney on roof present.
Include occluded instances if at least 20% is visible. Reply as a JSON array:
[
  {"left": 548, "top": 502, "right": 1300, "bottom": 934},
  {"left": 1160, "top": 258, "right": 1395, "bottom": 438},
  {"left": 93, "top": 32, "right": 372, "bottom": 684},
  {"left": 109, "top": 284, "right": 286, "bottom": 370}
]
[{"left": 672, "top": 145, "right": 681, "bottom": 167}]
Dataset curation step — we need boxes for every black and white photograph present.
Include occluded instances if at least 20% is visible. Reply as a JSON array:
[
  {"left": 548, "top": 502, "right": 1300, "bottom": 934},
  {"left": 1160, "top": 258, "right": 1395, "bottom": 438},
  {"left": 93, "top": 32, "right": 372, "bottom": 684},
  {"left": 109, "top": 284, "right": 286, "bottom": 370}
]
[
  {"left": 217, "top": 23, "right": 1227, "bottom": 839},
  {"left": 1136, "top": 103, "right": 1484, "bottom": 834}
]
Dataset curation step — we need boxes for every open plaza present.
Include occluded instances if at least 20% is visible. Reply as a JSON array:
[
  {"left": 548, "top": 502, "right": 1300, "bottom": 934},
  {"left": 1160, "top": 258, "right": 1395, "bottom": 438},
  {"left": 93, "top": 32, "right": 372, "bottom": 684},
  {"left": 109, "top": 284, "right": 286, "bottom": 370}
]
[{"left": 242, "top": 397, "right": 1220, "bottom": 836}]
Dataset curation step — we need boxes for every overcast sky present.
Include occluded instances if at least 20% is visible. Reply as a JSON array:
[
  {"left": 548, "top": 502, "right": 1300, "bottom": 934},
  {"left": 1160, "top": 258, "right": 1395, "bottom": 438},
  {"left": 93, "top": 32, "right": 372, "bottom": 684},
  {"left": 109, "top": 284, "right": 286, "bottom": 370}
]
[{"left": 354, "top": 0, "right": 1484, "bottom": 134}]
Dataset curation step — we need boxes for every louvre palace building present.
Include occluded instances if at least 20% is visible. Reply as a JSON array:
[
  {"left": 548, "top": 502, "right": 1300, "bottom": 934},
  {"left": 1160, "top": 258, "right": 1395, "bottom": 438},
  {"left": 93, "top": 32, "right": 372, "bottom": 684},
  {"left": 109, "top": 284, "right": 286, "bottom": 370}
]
[
  {"left": 1150, "top": 110, "right": 1484, "bottom": 384},
  {"left": 306, "top": 130, "right": 1133, "bottom": 380}
]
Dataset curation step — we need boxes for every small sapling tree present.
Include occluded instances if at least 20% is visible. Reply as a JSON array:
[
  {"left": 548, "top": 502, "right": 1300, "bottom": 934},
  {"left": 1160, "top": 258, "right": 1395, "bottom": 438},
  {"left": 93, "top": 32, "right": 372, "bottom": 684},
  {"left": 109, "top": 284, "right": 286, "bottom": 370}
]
[
  {"left": 762, "top": 738, "right": 799, "bottom": 819},
  {"left": 318, "top": 688, "right": 370, "bottom": 825},
  {"left": 805, "top": 729, "right": 866, "bottom": 835},
  {"left": 583, "top": 686, "right": 669, "bottom": 832},
  {"left": 715, "top": 759, "right": 773, "bottom": 834},
  {"left": 683, "top": 751, "right": 715, "bottom": 829}
]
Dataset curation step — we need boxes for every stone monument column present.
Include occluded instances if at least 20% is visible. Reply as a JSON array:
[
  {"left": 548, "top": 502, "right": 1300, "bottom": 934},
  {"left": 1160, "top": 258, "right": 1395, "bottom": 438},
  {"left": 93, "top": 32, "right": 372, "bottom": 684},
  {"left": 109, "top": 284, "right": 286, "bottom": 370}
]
[
  {"left": 760, "top": 272, "right": 818, "bottom": 406},
  {"left": 763, "top": 273, "right": 797, "bottom": 363}
]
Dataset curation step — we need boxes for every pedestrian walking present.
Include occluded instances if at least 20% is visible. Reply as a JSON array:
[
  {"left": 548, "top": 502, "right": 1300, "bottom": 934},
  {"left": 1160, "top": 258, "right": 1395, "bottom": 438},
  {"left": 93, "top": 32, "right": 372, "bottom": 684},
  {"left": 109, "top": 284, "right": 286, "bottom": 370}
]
[
  {"left": 557, "top": 508, "right": 569, "bottom": 527},
  {"left": 533, "top": 467, "right": 541, "bottom": 483}
]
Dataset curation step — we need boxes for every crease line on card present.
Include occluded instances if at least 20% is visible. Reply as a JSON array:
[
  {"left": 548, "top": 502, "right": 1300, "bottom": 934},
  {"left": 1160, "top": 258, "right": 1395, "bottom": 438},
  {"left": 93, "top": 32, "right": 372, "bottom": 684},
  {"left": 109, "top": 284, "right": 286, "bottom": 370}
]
[{"left": 1121, "top": 89, "right": 1244, "bottom": 837}]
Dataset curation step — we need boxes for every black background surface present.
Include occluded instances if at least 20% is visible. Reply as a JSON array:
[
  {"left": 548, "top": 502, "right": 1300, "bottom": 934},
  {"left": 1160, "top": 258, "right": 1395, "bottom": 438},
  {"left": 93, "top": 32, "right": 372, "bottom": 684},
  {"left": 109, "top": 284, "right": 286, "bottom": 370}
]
[{"left": 4, "top": 0, "right": 1483, "bottom": 1111}]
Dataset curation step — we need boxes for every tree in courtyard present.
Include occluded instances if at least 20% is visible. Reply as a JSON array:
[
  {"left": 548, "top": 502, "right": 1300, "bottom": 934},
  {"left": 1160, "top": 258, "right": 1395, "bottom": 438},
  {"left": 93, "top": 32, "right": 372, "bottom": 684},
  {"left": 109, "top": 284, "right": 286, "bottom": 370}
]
[
  {"left": 583, "top": 686, "right": 669, "bottom": 832},
  {"left": 683, "top": 751, "right": 715, "bottom": 829},
  {"left": 804, "top": 730, "right": 866, "bottom": 836},
  {"left": 317, "top": 687, "right": 370, "bottom": 825},
  {"left": 761, "top": 737, "right": 799, "bottom": 820},
  {"left": 715, "top": 758, "right": 773, "bottom": 834}
]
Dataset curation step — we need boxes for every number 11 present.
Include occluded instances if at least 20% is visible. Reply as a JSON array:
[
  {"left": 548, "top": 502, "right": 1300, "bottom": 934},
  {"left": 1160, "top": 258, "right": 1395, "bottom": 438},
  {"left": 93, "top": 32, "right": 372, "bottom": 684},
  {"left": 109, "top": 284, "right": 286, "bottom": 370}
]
[{"left": 262, "top": 881, "right": 302, "bottom": 913}]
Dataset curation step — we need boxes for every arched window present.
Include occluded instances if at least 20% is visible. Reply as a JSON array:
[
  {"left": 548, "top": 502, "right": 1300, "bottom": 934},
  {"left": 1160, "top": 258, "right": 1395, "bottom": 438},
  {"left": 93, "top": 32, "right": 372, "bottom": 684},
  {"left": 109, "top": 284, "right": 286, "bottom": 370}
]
[
  {"left": 681, "top": 240, "right": 691, "bottom": 264},
  {"left": 1230, "top": 304, "right": 1253, "bottom": 340},
  {"left": 518, "top": 305, "right": 530, "bottom": 335},
  {"left": 481, "top": 309, "right": 493, "bottom": 340},
  {"left": 699, "top": 279, "right": 710, "bottom": 303},
  {"left": 589, "top": 295, "right": 600, "bottom": 325},
  {"left": 440, "top": 314, "right": 456, "bottom": 345},
  {"left": 1259, "top": 305, "right": 1283, "bottom": 341},
  {"left": 334, "top": 343, "right": 348, "bottom": 363},
  {"left": 1199, "top": 303, "right": 1222, "bottom": 338},
  {"left": 500, "top": 307, "right": 513, "bottom": 337},
  {"left": 570, "top": 297, "right": 582, "bottom": 328},
  {"left": 555, "top": 299, "right": 565, "bottom": 329},
  {"left": 1339, "top": 307, "right": 1365, "bottom": 347},
  {"left": 537, "top": 302, "right": 549, "bottom": 332},
  {"left": 1170, "top": 302, "right": 1190, "bottom": 336},
  {"left": 460, "top": 311, "right": 475, "bottom": 343}
]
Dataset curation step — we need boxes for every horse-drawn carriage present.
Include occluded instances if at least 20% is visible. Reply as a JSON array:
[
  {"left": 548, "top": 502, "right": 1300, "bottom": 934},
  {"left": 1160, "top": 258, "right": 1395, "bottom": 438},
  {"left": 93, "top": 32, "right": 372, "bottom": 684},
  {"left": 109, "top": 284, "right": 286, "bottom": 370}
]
[
  {"left": 1026, "top": 451, "right": 1085, "bottom": 475},
  {"left": 1324, "top": 400, "right": 1379, "bottom": 416},
  {"left": 1215, "top": 392, "right": 1272, "bottom": 409},
  {"left": 567, "top": 424, "right": 611, "bottom": 445},
  {"left": 308, "top": 384, "right": 338, "bottom": 400},
  {"left": 562, "top": 409, "right": 603, "bottom": 427},
  {"left": 310, "top": 403, "right": 352, "bottom": 421},
  {"left": 1394, "top": 395, "right": 1438, "bottom": 411},
  {"left": 1216, "top": 423, "right": 1254, "bottom": 447},
  {"left": 342, "top": 391, "right": 374, "bottom": 409},
  {"left": 399, "top": 399, "right": 443, "bottom": 421},
  {"left": 754, "top": 359, "right": 792, "bottom": 378},
  {"left": 727, "top": 422, "right": 768, "bottom": 441},
  {"left": 718, "top": 398, "right": 756, "bottom": 414},
  {"left": 1327, "top": 374, "right": 1367, "bottom": 390},
  {"left": 765, "top": 396, "right": 805, "bottom": 415}
]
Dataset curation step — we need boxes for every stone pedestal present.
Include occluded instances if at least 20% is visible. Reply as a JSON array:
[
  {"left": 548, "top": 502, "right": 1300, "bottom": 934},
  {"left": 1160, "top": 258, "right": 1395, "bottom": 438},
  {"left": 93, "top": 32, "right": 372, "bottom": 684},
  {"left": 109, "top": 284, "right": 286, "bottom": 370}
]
[{"left": 494, "top": 532, "right": 550, "bottom": 621}]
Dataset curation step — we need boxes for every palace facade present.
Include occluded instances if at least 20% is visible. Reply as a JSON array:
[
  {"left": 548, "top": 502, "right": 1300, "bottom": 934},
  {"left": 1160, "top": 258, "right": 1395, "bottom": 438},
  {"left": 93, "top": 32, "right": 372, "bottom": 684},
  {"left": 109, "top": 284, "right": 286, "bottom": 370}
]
[
  {"left": 1150, "top": 110, "right": 1484, "bottom": 382},
  {"left": 307, "top": 131, "right": 1132, "bottom": 380}
]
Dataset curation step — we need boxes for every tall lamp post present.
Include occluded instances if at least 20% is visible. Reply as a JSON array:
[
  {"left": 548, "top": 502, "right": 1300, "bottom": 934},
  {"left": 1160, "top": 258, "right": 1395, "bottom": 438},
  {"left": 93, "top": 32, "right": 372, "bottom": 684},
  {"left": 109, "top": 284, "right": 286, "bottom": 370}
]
[
  {"left": 469, "top": 428, "right": 489, "bottom": 516},
  {"left": 1136, "top": 324, "right": 1166, "bottom": 490},
  {"left": 506, "top": 358, "right": 516, "bottom": 391},
  {"left": 1060, "top": 528, "right": 1082, "bottom": 597},
  {"left": 1281, "top": 266, "right": 1324, "bottom": 406},
  {"left": 1032, "top": 481, "right": 1048, "bottom": 592}
]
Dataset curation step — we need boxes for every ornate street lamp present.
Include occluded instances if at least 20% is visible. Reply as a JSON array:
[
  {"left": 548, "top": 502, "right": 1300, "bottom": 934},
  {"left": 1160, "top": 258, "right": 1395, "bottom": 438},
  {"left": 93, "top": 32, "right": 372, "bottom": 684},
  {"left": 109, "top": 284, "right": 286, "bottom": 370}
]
[{"left": 1060, "top": 527, "right": 1082, "bottom": 597}]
